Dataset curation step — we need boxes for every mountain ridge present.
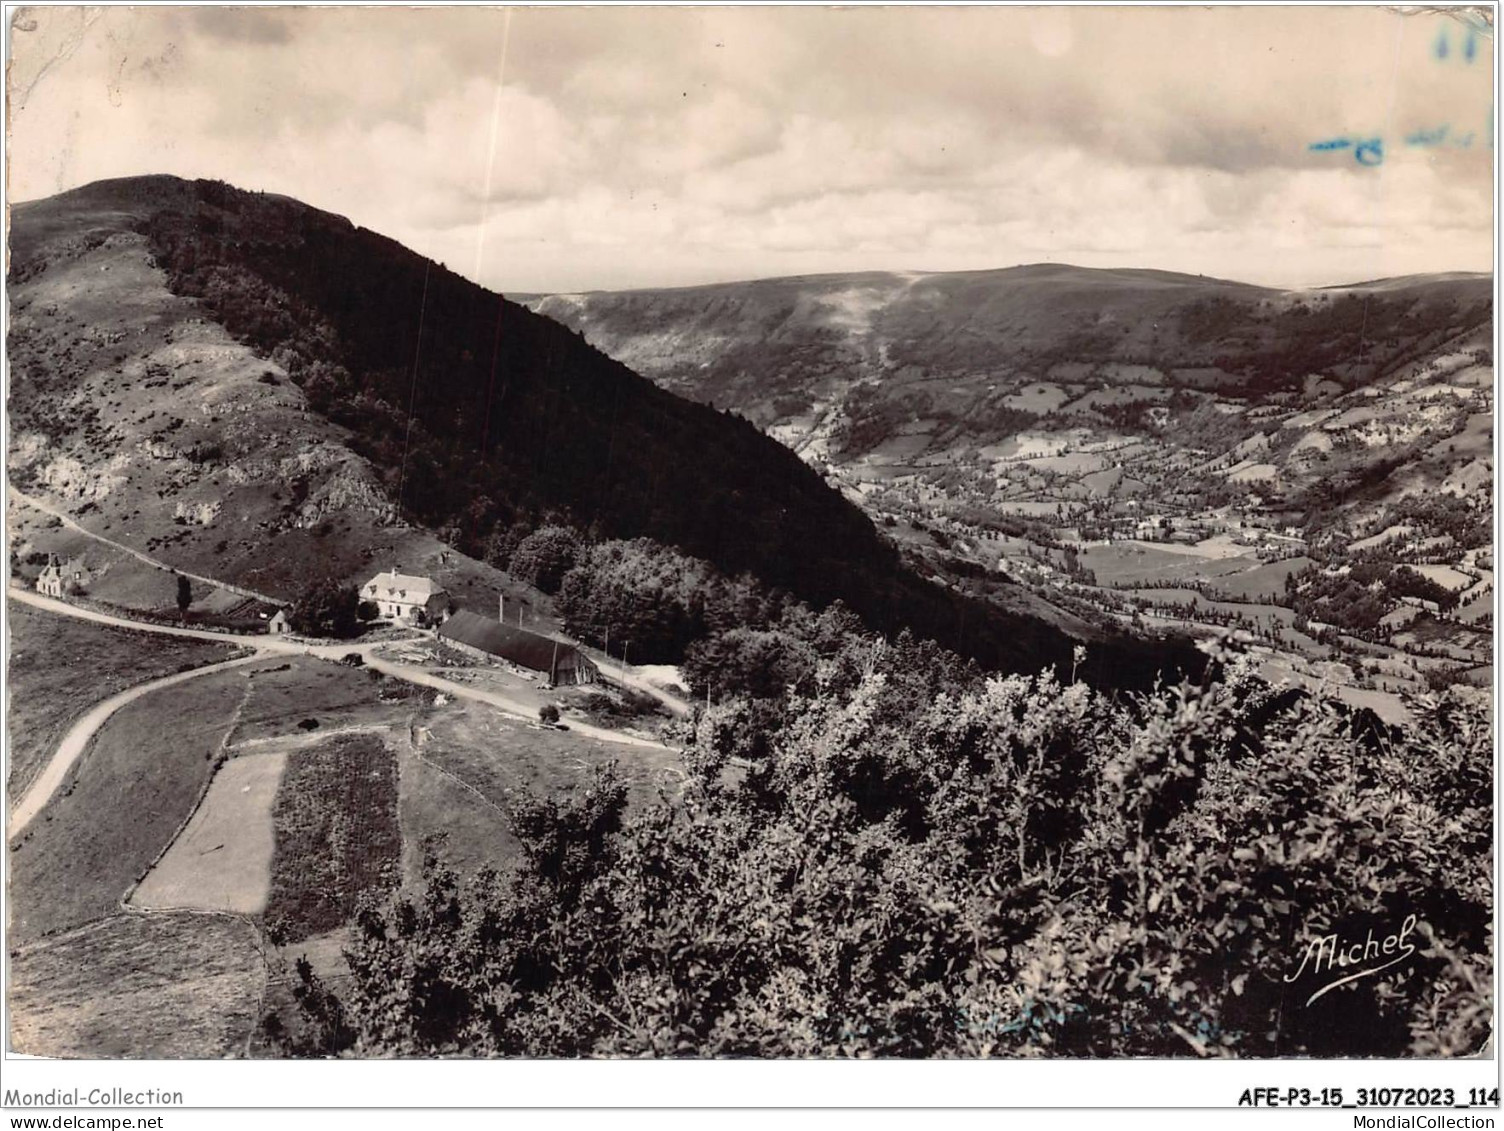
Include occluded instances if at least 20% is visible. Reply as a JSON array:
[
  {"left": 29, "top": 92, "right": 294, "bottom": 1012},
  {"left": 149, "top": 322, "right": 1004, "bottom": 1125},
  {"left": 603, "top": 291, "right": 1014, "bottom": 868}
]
[
  {"left": 517, "top": 262, "right": 1492, "bottom": 303},
  {"left": 7, "top": 174, "right": 1203, "bottom": 689}
]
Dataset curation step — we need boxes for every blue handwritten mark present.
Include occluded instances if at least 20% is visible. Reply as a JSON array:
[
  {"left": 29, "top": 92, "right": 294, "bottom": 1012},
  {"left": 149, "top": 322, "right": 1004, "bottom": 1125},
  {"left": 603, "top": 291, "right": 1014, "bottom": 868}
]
[
  {"left": 1405, "top": 125, "right": 1450, "bottom": 147},
  {"left": 1309, "top": 136, "right": 1383, "bottom": 165},
  {"left": 1435, "top": 27, "right": 1450, "bottom": 60},
  {"left": 1404, "top": 125, "right": 1481, "bottom": 150},
  {"left": 1464, "top": 30, "right": 1478, "bottom": 63}
]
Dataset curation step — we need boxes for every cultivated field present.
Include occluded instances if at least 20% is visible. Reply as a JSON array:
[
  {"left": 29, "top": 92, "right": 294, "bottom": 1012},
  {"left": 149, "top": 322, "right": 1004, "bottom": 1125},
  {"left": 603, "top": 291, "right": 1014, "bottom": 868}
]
[
  {"left": 264, "top": 732, "right": 401, "bottom": 943},
  {"left": 5, "top": 599, "right": 240, "bottom": 802},
  {"left": 130, "top": 751, "right": 289, "bottom": 915}
]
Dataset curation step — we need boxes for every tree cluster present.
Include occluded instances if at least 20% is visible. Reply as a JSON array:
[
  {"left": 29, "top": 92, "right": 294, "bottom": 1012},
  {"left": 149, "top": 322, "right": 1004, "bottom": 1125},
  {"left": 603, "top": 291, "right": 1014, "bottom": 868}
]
[{"left": 290, "top": 578, "right": 360, "bottom": 639}]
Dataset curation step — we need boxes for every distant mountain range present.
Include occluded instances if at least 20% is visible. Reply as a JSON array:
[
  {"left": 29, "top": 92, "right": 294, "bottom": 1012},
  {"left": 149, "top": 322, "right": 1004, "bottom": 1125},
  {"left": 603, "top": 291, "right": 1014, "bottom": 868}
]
[
  {"left": 520, "top": 264, "right": 1492, "bottom": 542},
  {"left": 520, "top": 263, "right": 1490, "bottom": 439},
  {"left": 7, "top": 176, "right": 1205, "bottom": 688}
]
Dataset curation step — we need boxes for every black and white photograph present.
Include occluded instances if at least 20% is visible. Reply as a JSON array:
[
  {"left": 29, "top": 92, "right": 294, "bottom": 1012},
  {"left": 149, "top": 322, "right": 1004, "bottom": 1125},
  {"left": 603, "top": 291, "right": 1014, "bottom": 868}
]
[{"left": 1, "top": 0, "right": 1496, "bottom": 1085}]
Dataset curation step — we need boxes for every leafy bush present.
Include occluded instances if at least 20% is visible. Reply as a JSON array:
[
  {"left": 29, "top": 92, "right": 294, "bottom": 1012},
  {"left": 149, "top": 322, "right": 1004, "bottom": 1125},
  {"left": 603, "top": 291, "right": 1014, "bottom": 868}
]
[{"left": 276, "top": 647, "right": 1489, "bottom": 1058}]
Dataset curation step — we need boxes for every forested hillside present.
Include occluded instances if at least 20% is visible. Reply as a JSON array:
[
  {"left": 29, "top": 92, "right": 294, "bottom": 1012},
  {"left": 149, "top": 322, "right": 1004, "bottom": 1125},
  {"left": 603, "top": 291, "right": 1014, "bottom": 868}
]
[{"left": 8, "top": 176, "right": 1203, "bottom": 688}]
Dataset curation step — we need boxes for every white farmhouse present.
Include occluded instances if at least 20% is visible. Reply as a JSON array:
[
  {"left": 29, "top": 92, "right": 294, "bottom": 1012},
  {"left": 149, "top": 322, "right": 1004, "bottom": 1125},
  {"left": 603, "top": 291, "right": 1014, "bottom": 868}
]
[
  {"left": 362, "top": 568, "right": 449, "bottom": 625},
  {"left": 35, "top": 555, "right": 64, "bottom": 598}
]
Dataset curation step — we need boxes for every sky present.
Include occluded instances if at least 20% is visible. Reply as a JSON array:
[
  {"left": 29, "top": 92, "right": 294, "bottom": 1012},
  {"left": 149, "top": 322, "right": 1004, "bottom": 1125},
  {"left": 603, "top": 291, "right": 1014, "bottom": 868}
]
[{"left": 6, "top": 5, "right": 1496, "bottom": 293}]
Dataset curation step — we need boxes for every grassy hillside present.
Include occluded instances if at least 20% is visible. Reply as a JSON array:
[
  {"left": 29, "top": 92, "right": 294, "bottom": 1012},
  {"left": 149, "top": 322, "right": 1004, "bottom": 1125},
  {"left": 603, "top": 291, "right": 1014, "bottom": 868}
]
[{"left": 5, "top": 600, "right": 240, "bottom": 803}]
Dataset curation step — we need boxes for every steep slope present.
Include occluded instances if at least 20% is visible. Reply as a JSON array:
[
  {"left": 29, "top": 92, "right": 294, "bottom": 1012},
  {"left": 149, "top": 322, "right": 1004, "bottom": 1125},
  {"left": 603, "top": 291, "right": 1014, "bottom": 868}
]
[
  {"left": 7, "top": 179, "right": 401, "bottom": 601},
  {"left": 7, "top": 176, "right": 1200, "bottom": 688}
]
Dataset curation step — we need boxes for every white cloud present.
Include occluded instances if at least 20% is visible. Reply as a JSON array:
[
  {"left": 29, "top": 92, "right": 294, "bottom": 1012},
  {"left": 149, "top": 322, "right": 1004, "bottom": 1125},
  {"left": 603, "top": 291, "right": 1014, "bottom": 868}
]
[{"left": 6, "top": 5, "right": 1492, "bottom": 292}]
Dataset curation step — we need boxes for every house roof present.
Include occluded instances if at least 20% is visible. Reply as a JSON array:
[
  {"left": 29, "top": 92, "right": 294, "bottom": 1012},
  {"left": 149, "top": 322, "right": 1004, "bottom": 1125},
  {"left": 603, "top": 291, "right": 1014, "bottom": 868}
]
[
  {"left": 438, "top": 610, "right": 594, "bottom": 676},
  {"left": 363, "top": 569, "right": 444, "bottom": 602}
]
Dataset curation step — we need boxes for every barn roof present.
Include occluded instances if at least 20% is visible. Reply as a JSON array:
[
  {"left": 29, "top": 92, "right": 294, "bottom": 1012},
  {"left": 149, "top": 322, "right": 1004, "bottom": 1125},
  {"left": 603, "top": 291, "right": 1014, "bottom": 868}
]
[
  {"left": 438, "top": 610, "right": 594, "bottom": 675},
  {"left": 363, "top": 569, "right": 444, "bottom": 602}
]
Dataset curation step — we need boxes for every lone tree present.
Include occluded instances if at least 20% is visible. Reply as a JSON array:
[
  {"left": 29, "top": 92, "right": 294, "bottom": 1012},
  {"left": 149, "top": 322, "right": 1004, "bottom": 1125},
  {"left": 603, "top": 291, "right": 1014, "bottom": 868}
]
[
  {"left": 290, "top": 578, "right": 360, "bottom": 639},
  {"left": 175, "top": 573, "right": 192, "bottom": 620}
]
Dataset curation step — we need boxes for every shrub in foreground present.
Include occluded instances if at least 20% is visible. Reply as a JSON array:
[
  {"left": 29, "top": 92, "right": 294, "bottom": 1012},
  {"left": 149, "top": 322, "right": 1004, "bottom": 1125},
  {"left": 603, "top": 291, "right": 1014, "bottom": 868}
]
[{"left": 274, "top": 651, "right": 1491, "bottom": 1058}]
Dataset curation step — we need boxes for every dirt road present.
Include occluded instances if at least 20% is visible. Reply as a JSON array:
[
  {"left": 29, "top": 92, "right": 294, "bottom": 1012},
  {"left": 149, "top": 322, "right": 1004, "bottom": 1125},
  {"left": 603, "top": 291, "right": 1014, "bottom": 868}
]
[
  {"left": 7, "top": 588, "right": 675, "bottom": 835},
  {"left": 10, "top": 488, "right": 279, "bottom": 604},
  {"left": 8, "top": 653, "right": 265, "bottom": 837}
]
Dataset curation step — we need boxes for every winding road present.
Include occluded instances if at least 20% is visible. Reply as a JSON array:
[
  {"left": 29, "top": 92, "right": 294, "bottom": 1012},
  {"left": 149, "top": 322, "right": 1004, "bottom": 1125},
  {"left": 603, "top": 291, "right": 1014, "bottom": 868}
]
[
  {"left": 8, "top": 652, "right": 265, "bottom": 837},
  {"left": 7, "top": 587, "right": 675, "bottom": 838}
]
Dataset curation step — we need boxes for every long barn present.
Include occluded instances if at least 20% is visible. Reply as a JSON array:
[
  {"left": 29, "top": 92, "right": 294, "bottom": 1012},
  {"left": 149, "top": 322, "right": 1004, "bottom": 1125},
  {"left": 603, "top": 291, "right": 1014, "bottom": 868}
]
[{"left": 437, "top": 610, "right": 599, "bottom": 687}]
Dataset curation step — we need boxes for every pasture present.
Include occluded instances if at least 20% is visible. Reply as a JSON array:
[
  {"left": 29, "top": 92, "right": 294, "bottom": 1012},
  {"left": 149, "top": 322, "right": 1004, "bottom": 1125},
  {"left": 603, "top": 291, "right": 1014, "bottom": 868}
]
[
  {"left": 981, "top": 431, "right": 1075, "bottom": 460},
  {"left": 1079, "top": 542, "right": 1261, "bottom": 586},
  {"left": 859, "top": 430, "right": 936, "bottom": 465},
  {"left": 1350, "top": 523, "right": 1413, "bottom": 551},
  {"left": 1213, "top": 556, "right": 1313, "bottom": 600},
  {"left": 398, "top": 740, "right": 517, "bottom": 888},
  {"left": 229, "top": 657, "right": 414, "bottom": 743},
  {"left": 1001, "top": 382, "right": 1071, "bottom": 413},
  {"left": 7, "top": 664, "right": 255, "bottom": 942},
  {"left": 402, "top": 699, "right": 684, "bottom": 883},
  {"left": 1025, "top": 452, "right": 1112, "bottom": 476},
  {"left": 1409, "top": 564, "right": 1473, "bottom": 591},
  {"left": 1227, "top": 462, "right": 1277, "bottom": 483},
  {"left": 8, "top": 913, "right": 264, "bottom": 1058},
  {"left": 6, "top": 599, "right": 239, "bottom": 802},
  {"left": 1254, "top": 653, "right": 1410, "bottom": 726},
  {"left": 1125, "top": 588, "right": 1297, "bottom": 631},
  {"left": 1063, "top": 385, "right": 1170, "bottom": 413}
]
